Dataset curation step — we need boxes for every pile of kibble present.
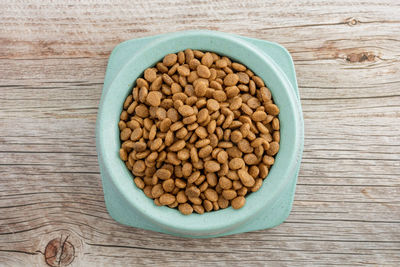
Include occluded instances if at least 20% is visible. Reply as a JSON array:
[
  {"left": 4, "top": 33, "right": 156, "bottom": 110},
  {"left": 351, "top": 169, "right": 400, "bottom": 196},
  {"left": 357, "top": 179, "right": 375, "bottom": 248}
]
[{"left": 118, "top": 49, "right": 280, "bottom": 215}]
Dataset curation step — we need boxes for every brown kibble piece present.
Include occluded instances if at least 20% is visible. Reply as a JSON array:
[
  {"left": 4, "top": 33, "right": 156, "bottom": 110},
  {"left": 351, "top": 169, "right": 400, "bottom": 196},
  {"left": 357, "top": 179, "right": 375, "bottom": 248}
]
[
  {"left": 197, "top": 65, "right": 211, "bottom": 78},
  {"left": 231, "top": 62, "right": 246, "bottom": 72},
  {"left": 151, "top": 184, "right": 164, "bottom": 198},
  {"left": 230, "top": 96, "right": 242, "bottom": 110},
  {"left": 133, "top": 141, "right": 147, "bottom": 152},
  {"left": 168, "top": 200, "right": 178, "bottom": 208},
  {"left": 224, "top": 74, "right": 239, "bottom": 86},
  {"left": 137, "top": 78, "right": 149, "bottom": 89},
  {"left": 177, "top": 191, "right": 188, "bottom": 203},
  {"left": 188, "top": 196, "right": 202, "bottom": 205},
  {"left": 206, "top": 173, "right": 218, "bottom": 187},
  {"left": 263, "top": 155, "right": 275, "bottom": 165},
  {"left": 237, "top": 72, "right": 249, "bottom": 84},
  {"left": 251, "top": 137, "right": 266, "bottom": 148},
  {"left": 204, "top": 188, "right": 218, "bottom": 202},
  {"left": 259, "top": 163, "right": 269, "bottom": 178},
  {"left": 154, "top": 198, "right": 162, "bottom": 206},
  {"left": 185, "top": 186, "right": 201, "bottom": 198},
  {"left": 249, "top": 165, "right": 260, "bottom": 178},
  {"left": 267, "top": 141, "right": 280, "bottom": 156},
  {"left": 144, "top": 68, "right": 157, "bottom": 82},
  {"left": 182, "top": 162, "right": 193, "bottom": 177},
  {"left": 213, "top": 90, "right": 227, "bottom": 102},
  {"left": 132, "top": 160, "right": 146, "bottom": 173},
  {"left": 226, "top": 86, "right": 239, "bottom": 98},
  {"left": 222, "top": 189, "right": 237, "bottom": 200},
  {"left": 265, "top": 104, "right": 280, "bottom": 116},
  {"left": 238, "top": 139, "right": 253, "bottom": 153},
  {"left": 260, "top": 87, "right": 271, "bottom": 101},
  {"left": 193, "top": 50, "right": 204, "bottom": 58},
  {"left": 198, "top": 145, "right": 212, "bottom": 158},
  {"left": 252, "top": 111, "right": 267, "bottom": 122},
  {"left": 218, "top": 196, "right": 229, "bottom": 209},
  {"left": 175, "top": 179, "right": 186, "bottom": 188},
  {"left": 216, "top": 150, "right": 228, "bottom": 164},
  {"left": 163, "top": 54, "right": 178, "bottom": 67},
  {"left": 203, "top": 200, "right": 213, "bottom": 212},
  {"left": 150, "top": 76, "right": 163, "bottom": 91},
  {"left": 252, "top": 76, "right": 265, "bottom": 87},
  {"left": 195, "top": 126, "right": 208, "bottom": 139},
  {"left": 230, "top": 130, "right": 243, "bottom": 143},
  {"left": 207, "top": 99, "right": 220, "bottom": 112},
  {"left": 143, "top": 185, "right": 153, "bottom": 198},
  {"left": 201, "top": 52, "right": 214, "bottom": 67},
  {"left": 189, "top": 58, "right": 201, "bottom": 70},
  {"left": 273, "top": 131, "right": 280, "bottom": 142},
  {"left": 178, "top": 51, "right": 185, "bottom": 64},
  {"left": 177, "top": 66, "right": 190, "bottom": 76},
  {"left": 167, "top": 108, "right": 179, "bottom": 122},
  {"left": 156, "top": 168, "right": 172, "bottom": 180},
  {"left": 150, "top": 138, "right": 163, "bottom": 150},
  {"left": 219, "top": 177, "right": 232, "bottom": 189},
  {"left": 229, "top": 158, "right": 245, "bottom": 170},
  {"left": 130, "top": 128, "right": 143, "bottom": 141},
  {"left": 272, "top": 118, "right": 280, "bottom": 130},
  {"left": 135, "top": 104, "right": 149, "bottom": 118},
  {"left": 204, "top": 161, "right": 221, "bottom": 172},
  {"left": 134, "top": 177, "right": 145, "bottom": 189},
  {"left": 216, "top": 59, "right": 228, "bottom": 68},
  {"left": 169, "top": 140, "right": 186, "bottom": 152},
  {"left": 139, "top": 87, "right": 148, "bottom": 103},
  {"left": 118, "top": 150, "right": 128, "bottom": 163},
  {"left": 123, "top": 95, "right": 133, "bottom": 109},
  {"left": 244, "top": 153, "right": 259, "bottom": 165},
  {"left": 247, "top": 97, "right": 260, "bottom": 109},
  {"left": 231, "top": 196, "right": 246, "bottom": 209},
  {"left": 179, "top": 203, "right": 193, "bottom": 215},
  {"left": 120, "top": 128, "right": 132, "bottom": 141},
  {"left": 188, "top": 171, "right": 201, "bottom": 184},
  {"left": 185, "top": 49, "right": 194, "bottom": 63},
  {"left": 156, "top": 63, "right": 168, "bottom": 73},
  {"left": 194, "top": 82, "right": 207, "bottom": 97},
  {"left": 238, "top": 169, "right": 255, "bottom": 187},
  {"left": 178, "top": 105, "right": 195, "bottom": 117},
  {"left": 193, "top": 205, "right": 205, "bottom": 214},
  {"left": 251, "top": 178, "right": 263, "bottom": 192},
  {"left": 159, "top": 193, "right": 176, "bottom": 205},
  {"left": 162, "top": 179, "right": 175, "bottom": 192},
  {"left": 118, "top": 120, "right": 127, "bottom": 130}
]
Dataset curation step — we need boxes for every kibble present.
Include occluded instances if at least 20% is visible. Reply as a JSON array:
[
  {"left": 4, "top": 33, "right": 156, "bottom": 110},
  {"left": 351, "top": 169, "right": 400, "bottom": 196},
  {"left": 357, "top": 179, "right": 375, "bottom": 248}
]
[
  {"left": 229, "top": 158, "right": 245, "bottom": 170},
  {"left": 119, "top": 49, "right": 280, "bottom": 215},
  {"left": 231, "top": 196, "right": 246, "bottom": 209}
]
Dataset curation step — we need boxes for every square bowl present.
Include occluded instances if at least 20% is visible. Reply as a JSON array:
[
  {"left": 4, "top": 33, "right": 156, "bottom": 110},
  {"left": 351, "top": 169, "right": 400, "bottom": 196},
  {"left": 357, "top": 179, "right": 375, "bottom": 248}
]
[{"left": 96, "top": 30, "right": 304, "bottom": 238}]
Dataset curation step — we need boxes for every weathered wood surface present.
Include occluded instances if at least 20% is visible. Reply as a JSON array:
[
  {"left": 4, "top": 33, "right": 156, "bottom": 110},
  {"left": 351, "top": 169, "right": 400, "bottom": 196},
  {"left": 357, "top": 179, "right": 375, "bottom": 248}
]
[{"left": 1, "top": 0, "right": 399, "bottom": 266}]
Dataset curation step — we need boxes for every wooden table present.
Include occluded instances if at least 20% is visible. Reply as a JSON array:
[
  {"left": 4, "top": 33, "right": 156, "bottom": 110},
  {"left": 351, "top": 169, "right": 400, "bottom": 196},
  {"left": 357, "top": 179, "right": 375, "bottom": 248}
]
[{"left": 1, "top": 1, "right": 399, "bottom": 266}]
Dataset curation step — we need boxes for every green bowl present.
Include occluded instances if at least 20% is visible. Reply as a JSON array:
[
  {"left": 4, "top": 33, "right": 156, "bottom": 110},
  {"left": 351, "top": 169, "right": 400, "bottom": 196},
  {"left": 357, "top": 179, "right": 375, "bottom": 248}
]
[{"left": 96, "top": 30, "right": 304, "bottom": 238}]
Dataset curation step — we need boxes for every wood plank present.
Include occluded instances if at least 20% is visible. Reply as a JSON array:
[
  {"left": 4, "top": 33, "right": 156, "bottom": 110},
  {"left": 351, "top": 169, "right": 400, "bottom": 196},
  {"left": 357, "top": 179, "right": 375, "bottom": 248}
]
[{"left": 1, "top": 0, "right": 400, "bottom": 266}]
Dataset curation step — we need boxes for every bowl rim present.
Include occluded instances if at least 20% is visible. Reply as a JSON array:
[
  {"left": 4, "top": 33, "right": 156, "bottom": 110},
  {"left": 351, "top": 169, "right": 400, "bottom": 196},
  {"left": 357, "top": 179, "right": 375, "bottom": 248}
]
[{"left": 97, "top": 30, "right": 303, "bottom": 234}]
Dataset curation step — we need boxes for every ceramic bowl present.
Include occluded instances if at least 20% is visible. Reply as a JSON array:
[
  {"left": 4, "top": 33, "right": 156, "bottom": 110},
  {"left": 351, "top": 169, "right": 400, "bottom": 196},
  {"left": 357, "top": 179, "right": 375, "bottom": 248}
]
[{"left": 96, "top": 30, "right": 304, "bottom": 238}]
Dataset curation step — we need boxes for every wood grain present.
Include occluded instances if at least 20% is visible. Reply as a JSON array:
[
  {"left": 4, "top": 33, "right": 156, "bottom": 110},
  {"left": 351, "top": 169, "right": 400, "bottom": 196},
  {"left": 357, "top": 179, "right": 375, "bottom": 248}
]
[{"left": 1, "top": 0, "right": 400, "bottom": 266}]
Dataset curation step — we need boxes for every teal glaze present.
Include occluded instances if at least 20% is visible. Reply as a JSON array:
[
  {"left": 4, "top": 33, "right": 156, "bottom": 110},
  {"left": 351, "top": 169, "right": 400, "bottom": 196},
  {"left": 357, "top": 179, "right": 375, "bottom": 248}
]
[{"left": 96, "top": 30, "right": 304, "bottom": 238}]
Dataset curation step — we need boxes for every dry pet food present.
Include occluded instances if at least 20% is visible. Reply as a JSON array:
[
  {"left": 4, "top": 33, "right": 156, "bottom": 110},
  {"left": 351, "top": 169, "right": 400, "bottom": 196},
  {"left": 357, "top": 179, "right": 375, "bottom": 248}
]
[{"left": 118, "top": 49, "right": 280, "bottom": 215}]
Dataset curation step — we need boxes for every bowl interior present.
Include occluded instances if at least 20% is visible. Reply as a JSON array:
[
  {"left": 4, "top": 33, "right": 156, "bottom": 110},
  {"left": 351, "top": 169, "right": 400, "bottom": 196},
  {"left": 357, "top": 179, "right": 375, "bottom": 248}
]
[{"left": 98, "top": 31, "right": 302, "bottom": 234}]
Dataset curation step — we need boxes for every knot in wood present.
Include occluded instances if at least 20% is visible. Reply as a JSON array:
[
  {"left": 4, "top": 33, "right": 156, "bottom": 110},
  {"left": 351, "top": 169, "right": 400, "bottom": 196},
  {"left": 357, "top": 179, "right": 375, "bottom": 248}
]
[
  {"left": 345, "top": 17, "right": 358, "bottom": 26},
  {"left": 44, "top": 237, "right": 75, "bottom": 267},
  {"left": 346, "top": 52, "right": 375, "bottom": 63}
]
